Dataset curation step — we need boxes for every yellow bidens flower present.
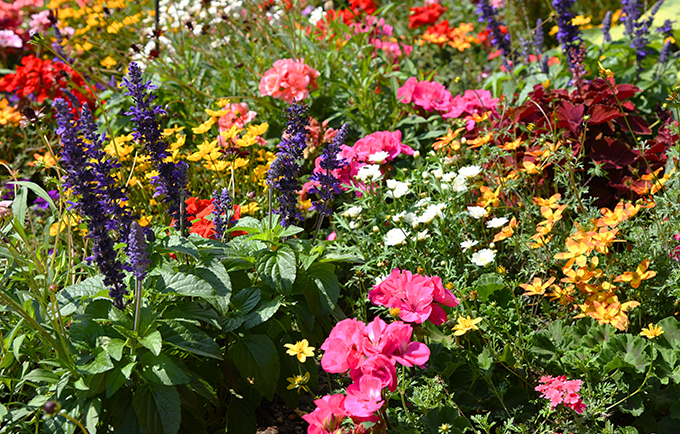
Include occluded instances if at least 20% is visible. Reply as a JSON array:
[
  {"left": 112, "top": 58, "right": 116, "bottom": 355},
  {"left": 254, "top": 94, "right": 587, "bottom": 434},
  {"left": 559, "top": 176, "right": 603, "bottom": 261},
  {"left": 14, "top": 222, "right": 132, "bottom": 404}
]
[
  {"left": 453, "top": 316, "right": 483, "bottom": 336},
  {"left": 640, "top": 323, "right": 664, "bottom": 339},
  {"left": 286, "top": 372, "right": 311, "bottom": 394},
  {"left": 101, "top": 56, "right": 117, "bottom": 69},
  {"left": 284, "top": 339, "right": 315, "bottom": 363}
]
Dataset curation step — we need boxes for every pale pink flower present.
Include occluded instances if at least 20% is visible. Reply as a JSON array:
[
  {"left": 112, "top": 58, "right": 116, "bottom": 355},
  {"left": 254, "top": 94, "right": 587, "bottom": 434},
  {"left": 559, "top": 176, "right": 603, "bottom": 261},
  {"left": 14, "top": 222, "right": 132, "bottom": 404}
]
[
  {"left": 259, "top": 58, "right": 320, "bottom": 104},
  {"left": 217, "top": 102, "right": 256, "bottom": 131},
  {"left": 0, "top": 30, "right": 22, "bottom": 48},
  {"left": 29, "top": 10, "right": 51, "bottom": 35},
  {"left": 398, "top": 78, "right": 454, "bottom": 113}
]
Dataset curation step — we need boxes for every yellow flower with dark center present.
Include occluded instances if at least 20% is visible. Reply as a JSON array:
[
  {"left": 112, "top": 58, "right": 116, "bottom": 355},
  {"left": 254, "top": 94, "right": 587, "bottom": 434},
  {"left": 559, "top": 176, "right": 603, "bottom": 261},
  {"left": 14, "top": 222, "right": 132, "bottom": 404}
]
[
  {"left": 286, "top": 372, "right": 310, "bottom": 394},
  {"left": 284, "top": 339, "right": 315, "bottom": 363},
  {"left": 453, "top": 316, "right": 483, "bottom": 336},
  {"left": 640, "top": 323, "right": 664, "bottom": 339}
]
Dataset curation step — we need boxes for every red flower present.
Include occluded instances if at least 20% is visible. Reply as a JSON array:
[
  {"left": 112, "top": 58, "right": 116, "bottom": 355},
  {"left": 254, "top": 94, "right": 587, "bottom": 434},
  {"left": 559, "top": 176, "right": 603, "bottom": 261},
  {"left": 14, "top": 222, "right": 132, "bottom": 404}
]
[
  {"left": 184, "top": 197, "right": 245, "bottom": 239},
  {"left": 349, "top": 0, "right": 377, "bottom": 15},
  {"left": 0, "top": 55, "right": 95, "bottom": 110},
  {"left": 408, "top": 3, "right": 447, "bottom": 29}
]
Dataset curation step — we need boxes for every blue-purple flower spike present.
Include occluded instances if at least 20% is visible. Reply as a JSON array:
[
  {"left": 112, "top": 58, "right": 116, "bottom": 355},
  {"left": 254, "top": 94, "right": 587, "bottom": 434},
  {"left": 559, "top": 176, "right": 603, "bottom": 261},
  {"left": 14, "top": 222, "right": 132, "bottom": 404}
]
[
  {"left": 267, "top": 102, "right": 310, "bottom": 227},
  {"left": 127, "top": 221, "right": 150, "bottom": 282},
  {"left": 52, "top": 98, "right": 129, "bottom": 309},
  {"left": 552, "top": 0, "right": 582, "bottom": 67},
  {"left": 122, "top": 62, "right": 189, "bottom": 231},
  {"left": 212, "top": 188, "right": 232, "bottom": 240},
  {"left": 475, "top": 0, "right": 512, "bottom": 69},
  {"left": 601, "top": 11, "right": 613, "bottom": 43},
  {"left": 309, "top": 123, "right": 349, "bottom": 217}
]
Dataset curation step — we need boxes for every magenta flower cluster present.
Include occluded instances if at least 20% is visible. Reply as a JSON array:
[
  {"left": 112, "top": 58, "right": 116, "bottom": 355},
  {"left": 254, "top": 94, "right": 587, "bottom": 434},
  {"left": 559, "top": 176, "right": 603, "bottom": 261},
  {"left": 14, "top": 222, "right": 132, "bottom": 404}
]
[
  {"left": 369, "top": 268, "right": 459, "bottom": 325},
  {"left": 535, "top": 375, "right": 586, "bottom": 414},
  {"left": 671, "top": 234, "right": 680, "bottom": 261},
  {"left": 303, "top": 317, "right": 430, "bottom": 431},
  {"left": 398, "top": 78, "right": 499, "bottom": 130}
]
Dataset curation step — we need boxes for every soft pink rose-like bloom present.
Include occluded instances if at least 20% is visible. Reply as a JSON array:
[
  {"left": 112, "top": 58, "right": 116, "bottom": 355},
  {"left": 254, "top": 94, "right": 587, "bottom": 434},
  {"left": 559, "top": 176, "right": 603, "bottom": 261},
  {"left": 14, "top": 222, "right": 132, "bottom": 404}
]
[
  {"left": 344, "top": 375, "right": 384, "bottom": 419},
  {"left": 0, "top": 30, "right": 22, "bottom": 48},
  {"left": 259, "top": 58, "right": 320, "bottom": 104},
  {"left": 29, "top": 10, "right": 51, "bottom": 34},
  {"left": 535, "top": 375, "right": 586, "bottom": 414},
  {"left": 397, "top": 78, "right": 453, "bottom": 113},
  {"left": 302, "top": 394, "right": 347, "bottom": 434},
  {"left": 320, "top": 318, "right": 366, "bottom": 373},
  {"left": 443, "top": 89, "right": 500, "bottom": 130},
  {"left": 217, "top": 102, "right": 257, "bottom": 131},
  {"left": 397, "top": 77, "right": 418, "bottom": 104},
  {"left": 368, "top": 269, "right": 459, "bottom": 325}
]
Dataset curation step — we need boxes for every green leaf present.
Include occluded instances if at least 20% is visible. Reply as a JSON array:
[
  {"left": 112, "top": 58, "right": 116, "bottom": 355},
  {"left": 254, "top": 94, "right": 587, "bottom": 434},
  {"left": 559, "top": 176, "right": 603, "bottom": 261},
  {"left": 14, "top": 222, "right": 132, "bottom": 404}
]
[
  {"left": 140, "top": 330, "right": 162, "bottom": 356},
  {"left": 84, "top": 397, "right": 101, "bottom": 434},
  {"left": 58, "top": 275, "right": 109, "bottom": 316},
  {"left": 11, "top": 181, "right": 58, "bottom": 213},
  {"left": 158, "top": 270, "right": 215, "bottom": 298},
  {"left": 160, "top": 320, "right": 222, "bottom": 359},
  {"left": 106, "top": 367, "right": 128, "bottom": 398},
  {"left": 133, "top": 383, "right": 181, "bottom": 434},
  {"left": 107, "top": 339, "right": 126, "bottom": 362},
  {"left": 243, "top": 296, "right": 281, "bottom": 330},
  {"left": 599, "top": 334, "right": 650, "bottom": 373},
  {"left": 477, "top": 347, "right": 494, "bottom": 371},
  {"left": 231, "top": 287, "right": 261, "bottom": 315},
  {"left": 474, "top": 273, "right": 504, "bottom": 302},
  {"left": 226, "top": 396, "right": 257, "bottom": 434},
  {"left": 256, "top": 246, "right": 297, "bottom": 294},
  {"left": 139, "top": 352, "right": 190, "bottom": 386},
  {"left": 79, "top": 347, "right": 114, "bottom": 375},
  {"left": 301, "top": 263, "right": 340, "bottom": 316},
  {"left": 23, "top": 369, "right": 60, "bottom": 384},
  {"left": 279, "top": 225, "right": 303, "bottom": 238},
  {"left": 230, "top": 334, "right": 280, "bottom": 400},
  {"left": 157, "top": 236, "right": 200, "bottom": 259},
  {"left": 419, "top": 406, "right": 471, "bottom": 434}
]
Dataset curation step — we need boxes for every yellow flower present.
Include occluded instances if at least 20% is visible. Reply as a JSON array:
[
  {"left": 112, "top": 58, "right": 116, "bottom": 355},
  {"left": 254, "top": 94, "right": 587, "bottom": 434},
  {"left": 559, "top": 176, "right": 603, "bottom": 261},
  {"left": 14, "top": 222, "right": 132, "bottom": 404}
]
[
  {"left": 284, "top": 339, "right": 315, "bottom": 363},
  {"left": 241, "top": 201, "right": 261, "bottom": 215},
  {"left": 286, "top": 372, "right": 310, "bottom": 394},
  {"left": 187, "top": 140, "right": 221, "bottom": 162},
  {"left": 192, "top": 117, "right": 216, "bottom": 134},
  {"left": 247, "top": 122, "right": 268, "bottom": 137},
  {"left": 640, "top": 323, "right": 664, "bottom": 339},
  {"left": 101, "top": 56, "right": 117, "bottom": 69},
  {"left": 453, "top": 316, "right": 483, "bottom": 336}
]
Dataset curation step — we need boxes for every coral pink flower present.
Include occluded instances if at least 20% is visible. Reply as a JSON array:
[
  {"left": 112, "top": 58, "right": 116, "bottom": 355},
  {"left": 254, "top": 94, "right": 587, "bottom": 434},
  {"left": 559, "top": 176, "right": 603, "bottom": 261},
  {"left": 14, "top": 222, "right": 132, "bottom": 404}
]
[
  {"left": 353, "top": 130, "right": 414, "bottom": 161},
  {"left": 302, "top": 394, "right": 347, "bottom": 434},
  {"left": 411, "top": 81, "right": 453, "bottom": 112},
  {"left": 443, "top": 89, "right": 499, "bottom": 119},
  {"left": 259, "top": 58, "right": 320, "bottom": 104},
  {"left": 320, "top": 318, "right": 366, "bottom": 373},
  {"left": 344, "top": 375, "right": 384, "bottom": 419},
  {"left": 217, "top": 102, "right": 257, "bottom": 131},
  {"left": 535, "top": 375, "right": 586, "bottom": 414},
  {"left": 397, "top": 77, "right": 418, "bottom": 104}
]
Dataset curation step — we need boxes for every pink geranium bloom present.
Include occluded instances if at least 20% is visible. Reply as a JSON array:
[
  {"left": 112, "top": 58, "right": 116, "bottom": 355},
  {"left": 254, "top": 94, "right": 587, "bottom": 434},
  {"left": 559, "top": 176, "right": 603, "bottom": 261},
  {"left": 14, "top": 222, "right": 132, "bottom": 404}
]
[
  {"left": 397, "top": 77, "right": 418, "bottom": 104},
  {"left": 321, "top": 318, "right": 367, "bottom": 373},
  {"left": 381, "top": 321, "right": 431, "bottom": 367},
  {"left": 344, "top": 375, "right": 384, "bottom": 419},
  {"left": 29, "top": 10, "right": 51, "bottom": 35},
  {"left": 0, "top": 30, "right": 22, "bottom": 48},
  {"left": 350, "top": 354, "right": 397, "bottom": 392},
  {"left": 217, "top": 102, "right": 257, "bottom": 131},
  {"left": 535, "top": 375, "right": 586, "bottom": 414},
  {"left": 259, "top": 58, "right": 320, "bottom": 104},
  {"left": 411, "top": 80, "right": 452, "bottom": 112},
  {"left": 302, "top": 394, "right": 347, "bottom": 434},
  {"left": 353, "top": 130, "right": 414, "bottom": 161}
]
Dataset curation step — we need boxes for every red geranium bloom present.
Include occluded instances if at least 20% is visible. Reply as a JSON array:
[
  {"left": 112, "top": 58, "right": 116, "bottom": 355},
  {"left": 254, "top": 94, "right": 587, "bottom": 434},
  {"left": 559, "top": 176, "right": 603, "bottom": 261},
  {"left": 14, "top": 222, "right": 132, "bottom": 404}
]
[
  {"left": 184, "top": 197, "right": 245, "bottom": 239},
  {"left": 408, "top": 3, "right": 447, "bottom": 29}
]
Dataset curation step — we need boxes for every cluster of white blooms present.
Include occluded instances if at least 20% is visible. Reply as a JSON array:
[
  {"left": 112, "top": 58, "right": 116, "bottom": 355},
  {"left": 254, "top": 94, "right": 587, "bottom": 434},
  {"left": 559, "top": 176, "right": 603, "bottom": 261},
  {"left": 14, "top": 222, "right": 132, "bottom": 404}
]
[
  {"left": 342, "top": 205, "right": 363, "bottom": 229},
  {"left": 356, "top": 164, "right": 382, "bottom": 182},
  {"left": 467, "top": 206, "right": 488, "bottom": 219},
  {"left": 385, "top": 179, "right": 409, "bottom": 199},
  {"left": 160, "top": 0, "right": 244, "bottom": 31},
  {"left": 471, "top": 249, "right": 495, "bottom": 267},
  {"left": 384, "top": 228, "right": 409, "bottom": 246},
  {"left": 368, "top": 151, "right": 390, "bottom": 164},
  {"left": 308, "top": 7, "right": 326, "bottom": 25},
  {"left": 391, "top": 199, "right": 445, "bottom": 229}
]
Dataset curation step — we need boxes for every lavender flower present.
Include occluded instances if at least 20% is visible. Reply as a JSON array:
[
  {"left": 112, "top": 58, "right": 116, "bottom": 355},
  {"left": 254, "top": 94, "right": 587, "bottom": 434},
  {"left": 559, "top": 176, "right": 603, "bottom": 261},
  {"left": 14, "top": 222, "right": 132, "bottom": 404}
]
[
  {"left": 212, "top": 188, "right": 232, "bottom": 240},
  {"left": 309, "top": 123, "right": 349, "bottom": 217},
  {"left": 657, "top": 19, "right": 675, "bottom": 38},
  {"left": 475, "top": 0, "right": 512, "bottom": 68},
  {"left": 534, "top": 18, "right": 545, "bottom": 52},
  {"left": 127, "top": 221, "right": 150, "bottom": 281},
  {"left": 53, "top": 98, "right": 128, "bottom": 309},
  {"left": 622, "top": 0, "right": 665, "bottom": 64},
  {"left": 601, "top": 11, "right": 612, "bottom": 43},
  {"left": 552, "top": 0, "right": 581, "bottom": 67},
  {"left": 122, "top": 62, "right": 189, "bottom": 231},
  {"left": 659, "top": 41, "right": 673, "bottom": 63},
  {"left": 267, "top": 103, "right": 309, "bottom": 227}
]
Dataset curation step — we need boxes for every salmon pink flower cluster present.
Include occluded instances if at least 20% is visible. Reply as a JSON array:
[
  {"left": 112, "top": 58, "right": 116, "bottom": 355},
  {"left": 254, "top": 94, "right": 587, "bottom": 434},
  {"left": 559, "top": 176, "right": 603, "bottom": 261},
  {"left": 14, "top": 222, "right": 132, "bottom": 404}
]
[
  {"left": 303, "top": 317, "right": 430, "bottom": 430},
  {"left": 369, "top": 268, "right": 459, "bottom": 325},
  {"left": 259, "top": 58, "right": 320, "bottom": 104},
  {"left": 535, "top": 375, "right": 586, "bottom": 414},
  {"left": 304, "top": 130, "right": 414, "bottom": 196}
]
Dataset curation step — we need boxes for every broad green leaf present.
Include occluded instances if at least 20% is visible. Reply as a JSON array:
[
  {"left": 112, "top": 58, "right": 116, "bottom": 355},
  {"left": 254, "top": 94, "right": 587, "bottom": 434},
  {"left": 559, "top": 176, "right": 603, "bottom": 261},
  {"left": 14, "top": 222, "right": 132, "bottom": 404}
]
[
  {"left": 227, "top": 396, "right": 257, "bottom": 434},
  {"left": 139, "top": 330, "right": 162, "bottom": 356},
  {"left": 301, "top": 263, "right": 340, "bottom": 317},
  {"left": 231, "top": 287, "right": 261, "bottom": 315},
  {"left": 106, "top": 367, "right": 128, "bottom": 398},
  {"left": 139, "top": 352, "right": 190, "bottom": 386},
  {"left": 243, "top": 296, "right": 281, "bottom": 330},
  {"left": 78, "top": 347, "right": 114, "bottom": 375},
  {"left": 107, "top": 339, "right": 126, "bottom": 362},
  {"left": 157, "top": 235, "right": 200, "bottom": 258},
  {"left": 10, "top": 181, "right": 57, "bottom": 213},
  {"left": 256, "top": 246, "right": 297, "bottom": 294},
  {"left": 160, "top": 320, "right": 222, "bottom": 359},
  {"left": 195, "top": 257, "right": 232, "bottom": 300},
  {"left": 84, "top": 397, "right": 101, "bottom": 434},
  {"left": 58, "top": 276, "right": 109, "bottom": 316},
  {"left": 230, "top": 334, "right": 280, "bottom": 400},
  {"left": 158, "top": 270, "right": 215, "bottom": 298},
  {"left": 23, "top": 369, "right": 60, "bottom": 384},
  {"left": 475, "top": 273, "right": 504, "bottom": 302},
  {"left": 133, "top": 383, "right": 181, "bottom": 434},
  {"left": 599, "top": 334, "right": 650, "bottom": 373},
  {"left": 477, "top": 347, "right": 494, "bottom": 371}
]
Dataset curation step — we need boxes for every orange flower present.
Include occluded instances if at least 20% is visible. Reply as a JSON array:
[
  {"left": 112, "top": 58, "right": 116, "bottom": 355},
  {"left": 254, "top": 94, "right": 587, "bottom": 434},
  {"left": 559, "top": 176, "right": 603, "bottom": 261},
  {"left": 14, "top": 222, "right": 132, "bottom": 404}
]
[
  {"left": 597, "top": 201, "right": 639, "bottom": 228},
  {"left": 614, "top": 259, "right": 656, "bottom": 289},
  {"left": 492, "top": 217, "right": 517, "bottom": 242},
  {"left": 554, "top": 236, "right": 592, "bottom": 267},
  {"left": 466, "top": 132, "right": 493, "bottom": 149},
  {"left": 520, "top": 276, "right": 555, "bottom": 296},
  {"left": 533, "top": 193, "right": 562, "bottom": 208},
  {"left": 433, "top": 128, "right": 465, "bottom": 152}
]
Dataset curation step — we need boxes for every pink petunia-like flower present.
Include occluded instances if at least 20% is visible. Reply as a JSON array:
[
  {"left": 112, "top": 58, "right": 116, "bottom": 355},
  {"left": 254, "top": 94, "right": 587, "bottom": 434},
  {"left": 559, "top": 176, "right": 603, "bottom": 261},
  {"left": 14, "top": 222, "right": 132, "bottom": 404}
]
[
  {"left": 350, "top": 354, "right": 397, "bottom": 392},
  {"left": 0, "top": 30, "right": 22, "bottom": 48},
  {"left": 320, "top": 318, "right": 367, "bottom": 374},
  {"left": 535, "top": 375, "right": 586, "bottom": 414},
  {"left": 443, "top": 89, "right": 500, "bottom": 130},
  {"left": 397, "top": 78, "right": 453, "bottom": 113},
  {"left": 29, "top": 10, "right": 52, "bottom": 35},
  {"left": 302, "top": 393, "right": 347, "bottom": 434},
  {"left": 217, "top": 102, "right": 257, "bottom": 131},
  {"left": 368, "top": 269, "right": 459, "bottom": 325},
  {"left": 259, "top": 58, "right": 320, "bottom": 104}
]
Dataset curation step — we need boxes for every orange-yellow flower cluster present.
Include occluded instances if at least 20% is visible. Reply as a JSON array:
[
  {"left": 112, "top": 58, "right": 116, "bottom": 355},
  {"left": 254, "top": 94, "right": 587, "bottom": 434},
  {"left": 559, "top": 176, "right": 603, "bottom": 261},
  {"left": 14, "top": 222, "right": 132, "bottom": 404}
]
[{"left": 422, "top": 21, "right": 479, "bottom": 51}]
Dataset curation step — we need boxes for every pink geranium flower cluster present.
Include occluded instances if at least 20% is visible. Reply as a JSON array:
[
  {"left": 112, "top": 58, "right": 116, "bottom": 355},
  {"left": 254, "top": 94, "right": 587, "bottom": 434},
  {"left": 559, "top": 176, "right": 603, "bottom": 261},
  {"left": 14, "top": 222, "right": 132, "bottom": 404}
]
[
  {"left": 349, "top": 16, "right": 413, "bottom": 61},
  {"left": 303, "top": 317, "right": 430, "bottom": 432},
  {"left": 369, "top": 269, "right": 459, "bottom": 325},
  {"left": 397, "top": 78, "right": 500, "bottom": 130},
  {"left": 535, "top": 375, "right": 586, "bottom": 414},
  {"left": 671, "top": 233, "right": 680, "bottom": 261},
  {"left": 303, "top": 130, "right": 414, "bottom": 196},
  {"left": 259, "top": 58, "right": 320, "bottom": 104}
]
